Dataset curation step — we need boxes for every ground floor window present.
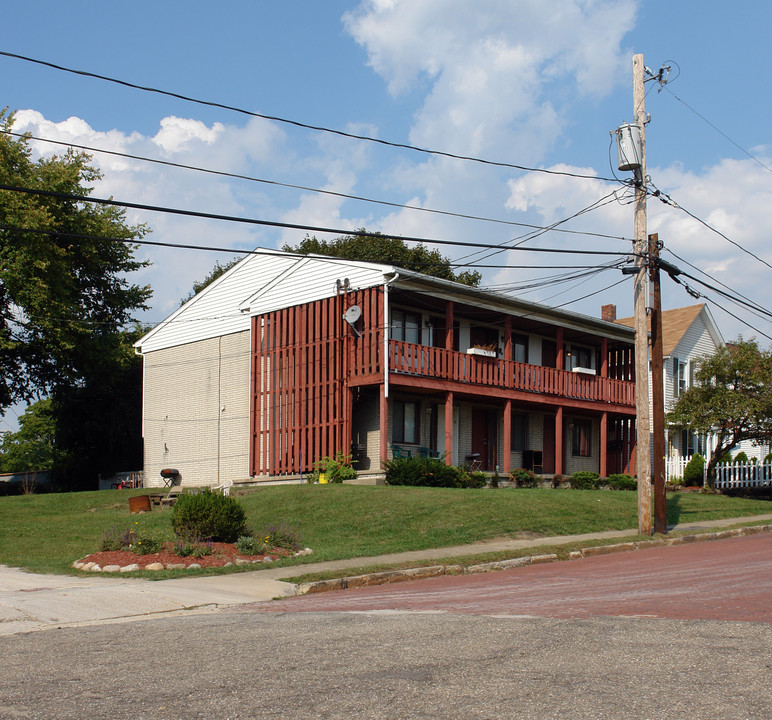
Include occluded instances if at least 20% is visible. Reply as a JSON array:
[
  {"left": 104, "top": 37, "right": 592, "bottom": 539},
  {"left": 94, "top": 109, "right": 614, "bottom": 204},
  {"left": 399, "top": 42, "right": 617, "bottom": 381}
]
[
  {"left": 393, "top": 400, "right": 419, "bottom": 444},
  {"left": 572, "top": 418, "right": 591, "bottom": 457},
  {"left": 510, "top": 413, "right": 527, "bottom": 452}
]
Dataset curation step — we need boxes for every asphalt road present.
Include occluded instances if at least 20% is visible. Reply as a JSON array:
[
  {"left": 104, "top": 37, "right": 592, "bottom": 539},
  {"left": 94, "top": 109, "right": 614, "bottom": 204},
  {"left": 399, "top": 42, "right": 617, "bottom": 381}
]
[
  {"left": 254, "top": 534, "right": 772, "bottom": 623},
  {"left": 2, "top": 535, "right": 770, "bottom": 719}
]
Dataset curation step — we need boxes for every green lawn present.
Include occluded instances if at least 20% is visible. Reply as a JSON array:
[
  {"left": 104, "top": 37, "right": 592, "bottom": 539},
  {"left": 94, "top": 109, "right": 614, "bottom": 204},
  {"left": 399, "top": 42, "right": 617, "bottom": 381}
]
[{"left": 0, "top": 484, "right": 769, "bottom": 575}]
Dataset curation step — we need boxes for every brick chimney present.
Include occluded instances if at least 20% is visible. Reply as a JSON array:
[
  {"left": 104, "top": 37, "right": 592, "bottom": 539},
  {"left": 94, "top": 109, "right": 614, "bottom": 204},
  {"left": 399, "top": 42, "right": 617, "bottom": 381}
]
[{"left": 601, "top": 304, "right": 617, "bottom": 322}]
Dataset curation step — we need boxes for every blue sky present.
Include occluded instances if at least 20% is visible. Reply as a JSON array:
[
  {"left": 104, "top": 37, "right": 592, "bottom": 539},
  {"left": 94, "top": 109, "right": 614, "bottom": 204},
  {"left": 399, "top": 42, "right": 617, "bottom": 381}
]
[{"left": 3, "top": 1, "right": 772, "bottom": 428}]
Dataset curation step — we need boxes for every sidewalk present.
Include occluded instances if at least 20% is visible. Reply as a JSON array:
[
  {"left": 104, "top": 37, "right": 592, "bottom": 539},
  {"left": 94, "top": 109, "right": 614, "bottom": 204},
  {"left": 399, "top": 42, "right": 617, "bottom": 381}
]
[{"left": 2, "top": 513, "right": 771, "bottom": 636}]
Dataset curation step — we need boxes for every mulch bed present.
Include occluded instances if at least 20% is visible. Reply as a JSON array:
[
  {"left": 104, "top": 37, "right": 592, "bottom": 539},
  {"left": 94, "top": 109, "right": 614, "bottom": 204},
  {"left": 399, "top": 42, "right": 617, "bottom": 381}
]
[{"left": 78, "top": 542, "right": 293, "bottom": 570}]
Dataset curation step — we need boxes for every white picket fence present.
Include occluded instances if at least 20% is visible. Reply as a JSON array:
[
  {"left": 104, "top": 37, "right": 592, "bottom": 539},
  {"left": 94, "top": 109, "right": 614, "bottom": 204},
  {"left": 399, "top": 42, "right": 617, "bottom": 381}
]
[{"left": 665, "top": 456, "right": 772, "bottom": 489}]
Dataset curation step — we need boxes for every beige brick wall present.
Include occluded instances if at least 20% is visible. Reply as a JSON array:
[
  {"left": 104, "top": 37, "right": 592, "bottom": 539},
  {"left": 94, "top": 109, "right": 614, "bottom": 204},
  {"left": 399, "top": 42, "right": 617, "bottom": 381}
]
[{"left": 142, "top": 331, "right": 251, "bottom": 488}]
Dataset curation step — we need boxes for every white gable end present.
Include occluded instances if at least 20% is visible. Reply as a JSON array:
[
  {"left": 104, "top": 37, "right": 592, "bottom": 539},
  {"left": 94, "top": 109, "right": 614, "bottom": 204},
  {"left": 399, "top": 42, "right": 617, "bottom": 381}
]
[{"left": 239, "top": 255, "right": 387, "bottom": 315}]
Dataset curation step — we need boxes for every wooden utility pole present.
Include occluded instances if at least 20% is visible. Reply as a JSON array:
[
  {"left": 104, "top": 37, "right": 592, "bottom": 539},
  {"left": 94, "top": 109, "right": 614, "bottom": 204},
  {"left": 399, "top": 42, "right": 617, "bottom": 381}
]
[
  {"left": 633, "top": 54, "right": 652, "bottom": 534},
  {"left": 649, "top": 234, "right": 667, "bottom": 533}
]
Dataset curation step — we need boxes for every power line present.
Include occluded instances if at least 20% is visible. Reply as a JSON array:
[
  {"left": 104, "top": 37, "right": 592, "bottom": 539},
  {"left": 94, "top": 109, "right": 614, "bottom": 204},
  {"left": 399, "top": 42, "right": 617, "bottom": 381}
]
[
  {"left": 648, "top": 182, "right": 772, "bottom": 272},
  {"left": 0, "top": 50, "right": 618, "bottom": 183},
  {"left": 659, "top": 83, "right": 772, "bottom": 175},
  {"left": 0, "top": 185, "right": 637, "bottom": 257},
  {"left": 1, "top": 129, "right": 630, "bottom": 243}
]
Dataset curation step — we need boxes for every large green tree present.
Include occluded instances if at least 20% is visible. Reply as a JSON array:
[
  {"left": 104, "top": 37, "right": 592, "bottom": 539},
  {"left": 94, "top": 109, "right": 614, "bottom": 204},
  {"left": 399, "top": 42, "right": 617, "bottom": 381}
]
[
  {"left": 282, "top": 232, "right": 481, "bottom": 287},
  {"left": 667, "top": 339, "right": 772, "bottom": 486},
  {"left": 0, "top": 397, "right": 55, "bottom": 473},
  {"left": 0, "top": 109, "right": 152, "bottom": 410}
]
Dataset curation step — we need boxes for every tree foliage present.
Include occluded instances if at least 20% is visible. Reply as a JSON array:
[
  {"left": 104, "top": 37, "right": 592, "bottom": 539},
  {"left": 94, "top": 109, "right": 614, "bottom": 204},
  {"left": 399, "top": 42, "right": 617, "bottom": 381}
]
[
  {"left": 667, "top": 339, "right": 772, "bottom": 485},
  {"left": 0, "top": 109, "right": 152, "bottom": 410},
  {"left": 0, "top": 398, "right": 55, "bottom": 473},
  {"left": 282, "top": 232, "right": 481, "bottom": 287}
]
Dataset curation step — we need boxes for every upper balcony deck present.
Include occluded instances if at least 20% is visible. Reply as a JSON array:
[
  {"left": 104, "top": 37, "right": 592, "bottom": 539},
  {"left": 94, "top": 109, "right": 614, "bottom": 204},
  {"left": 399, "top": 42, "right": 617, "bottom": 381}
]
[{"left": 385, "top": 340, "right": 635, "bottom": 408}]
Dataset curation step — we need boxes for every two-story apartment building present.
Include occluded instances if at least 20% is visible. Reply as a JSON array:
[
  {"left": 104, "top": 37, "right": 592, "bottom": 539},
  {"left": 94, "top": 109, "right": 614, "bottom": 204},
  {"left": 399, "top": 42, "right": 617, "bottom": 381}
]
[{"left": 135, "top": 250, "right": 637, "bottom": 488}]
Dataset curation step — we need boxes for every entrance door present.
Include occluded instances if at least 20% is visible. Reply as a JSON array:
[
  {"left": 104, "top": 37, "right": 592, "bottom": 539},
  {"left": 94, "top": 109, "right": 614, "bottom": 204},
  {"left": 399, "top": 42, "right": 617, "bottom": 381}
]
[
  {"left": 542, "top": 415, "right": 556, "bottom": 473},
  {"left": 471, "top": 408, "right": 497, "bottom": 470}
]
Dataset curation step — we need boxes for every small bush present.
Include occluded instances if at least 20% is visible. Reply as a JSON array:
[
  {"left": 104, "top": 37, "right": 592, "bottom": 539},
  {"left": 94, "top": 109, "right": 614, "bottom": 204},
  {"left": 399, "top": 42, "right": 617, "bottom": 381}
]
[
  {"left": 489, "top": 470, "right": 500, "bottom": 489},
  {"left": 570, "top": 471, "right": 601, "bottom": 490},
  {"left": 733, "top": 451, "right": 748, "bottom": 464},
  {"left": 129, "top": 531, "right": 163, "bottom": 555},
  {"left": 763, "top": 452, "right": 772, "bottom": 465},
  {"left": 171, "top": 489, "right": 247, "bottom": 543},
  {"left": 509, "top": 468, "right": 539, "bottom": 488},
  {"left": 385, "top": 456, "right": 465, "bottom": 488},
  {"left": 100, "top": 525, "right": 135, "bottom": 552},
  {"left": 683, "top": 454, "right": 705, "bottom": 487},
  {"left": 236, "top": 535, "right": 267, "bottom": 555},
  {"left": 552, "top": 474, "right": 567, "bottom": 488},
  {"left": 606, "top": 473, "right": 637, "bottom": 491},
  {"left": 259, "top": 522, "right": 303, "bottom": 551},
  {"left": 310, "top": 452, "right": 358, "bottom": 483},
  {"left": 174, "top": 538, "right": 214, "bottom": 557},
  {"left": 458, "top": 470, "right": 487, "bottom": 489}
]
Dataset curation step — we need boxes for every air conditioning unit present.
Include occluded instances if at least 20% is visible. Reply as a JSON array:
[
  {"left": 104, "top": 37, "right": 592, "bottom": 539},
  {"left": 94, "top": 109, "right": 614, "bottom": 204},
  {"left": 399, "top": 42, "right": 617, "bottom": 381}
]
[{"left": 572, "top": 367, "right": 596, "bottom": 375}]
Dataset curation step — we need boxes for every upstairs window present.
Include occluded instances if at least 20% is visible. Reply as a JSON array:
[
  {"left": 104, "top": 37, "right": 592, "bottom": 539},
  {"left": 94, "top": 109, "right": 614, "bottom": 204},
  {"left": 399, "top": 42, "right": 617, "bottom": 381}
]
[
  {"left": 392, "top": 310, "right": 421, "bottom": 344},
  {"left": 674, "top": 358, "right": 688, "bottom": 397},
  {"left": 512, "top": 334, "right": 529, "bottom": 364}
]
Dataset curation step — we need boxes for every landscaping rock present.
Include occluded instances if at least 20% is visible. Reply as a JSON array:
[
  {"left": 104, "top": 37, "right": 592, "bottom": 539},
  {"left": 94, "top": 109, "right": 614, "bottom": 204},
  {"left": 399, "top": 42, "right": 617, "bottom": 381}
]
[
  {"left": 102, "top": 565, "right": 122, "bottom": 573},
  {"left": 145, "top": 563, "right": 164, "bottom": 571},
  {"left": 187, "top": 563, "right": 202, "bottom": 570},
  {"left": 166, "top": 563, "right": 186, "bottom": 570},
  {"left": 120, "top": 564, "right": 140, "bottom": 572}
]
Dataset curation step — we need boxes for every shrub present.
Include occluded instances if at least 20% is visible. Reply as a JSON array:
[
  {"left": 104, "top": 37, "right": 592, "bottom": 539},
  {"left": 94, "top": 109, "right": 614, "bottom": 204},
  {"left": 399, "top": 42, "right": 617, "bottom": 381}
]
[
  {"left": 606, "top": 473, "right": 637, "bottom": 491},
  {"left": 570, "top": 471, "right": 601, "bottom": 490},
  {"left": 683, "top": 454, "right": 705, "bottom": 487},
  {"left": 509, "top": 468, "right": 539, "bottom": 488},
  {"left": 552, "top": 474, "right": 567, "bottom": 488},
  {"left": 458, "top": 470, "right": 487, "bottom": 489},
  {"left": 171, "top": 489, "right": 247, "bottom": 543},
  {"left": 100, "top": 525, "right": 135, "bottom": 552},
  {"left": 236, "top": 535, "right": 267, "bottom": 555},
  {"left": 259, "top": 521, "right": 303, "bottom": 550},
  {"left": 174, "top": 538, "right": 214, "bottom": 557},
  {"left": 310, "top": 452, "right": 358, "bottom": 483},
  {"left": 385, "top": 456, "right": 465, "bottom": 488},
  {"left": 764, "top": 452, "right": 772, "bottom": 465},
  {"left": 129, "top": 531, "right": 163, "bottom": 555},
  {"left": 733, "top": 451, "right": 748, "bottom": 464},
  {"left": 489, "top": 470, "right": 500, "bottom": 489}
]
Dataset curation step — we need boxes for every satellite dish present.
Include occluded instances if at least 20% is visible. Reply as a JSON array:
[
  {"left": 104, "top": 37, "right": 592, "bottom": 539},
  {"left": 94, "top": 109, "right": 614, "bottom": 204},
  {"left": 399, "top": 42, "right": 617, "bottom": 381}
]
[{"left": 344, "top": 305, "right": 362, "bottom": 325}]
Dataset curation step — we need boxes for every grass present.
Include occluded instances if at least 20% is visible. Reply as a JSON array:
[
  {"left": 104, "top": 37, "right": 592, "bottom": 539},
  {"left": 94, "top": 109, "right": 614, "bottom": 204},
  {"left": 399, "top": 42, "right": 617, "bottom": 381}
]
[{"left": 0, "top": 484, "right": 769, "bottom": 576}]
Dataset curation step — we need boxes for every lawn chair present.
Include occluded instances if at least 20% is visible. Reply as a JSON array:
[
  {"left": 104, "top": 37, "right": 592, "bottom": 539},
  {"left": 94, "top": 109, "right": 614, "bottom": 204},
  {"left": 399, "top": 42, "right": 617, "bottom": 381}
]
[{"left": 390, "top": 444, "right": 412, "bottom": 459}]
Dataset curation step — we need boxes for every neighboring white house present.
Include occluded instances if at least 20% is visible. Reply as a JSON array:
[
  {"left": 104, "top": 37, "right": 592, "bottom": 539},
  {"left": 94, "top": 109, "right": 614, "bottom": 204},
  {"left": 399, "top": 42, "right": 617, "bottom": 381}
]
[{"left": 612, "top": 303, "right": 769, "bottom": 464}]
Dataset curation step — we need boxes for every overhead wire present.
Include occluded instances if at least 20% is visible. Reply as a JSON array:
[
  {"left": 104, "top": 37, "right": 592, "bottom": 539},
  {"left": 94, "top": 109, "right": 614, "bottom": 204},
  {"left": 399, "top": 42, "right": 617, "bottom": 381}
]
[
  {"left": 0, "top": 129, "right": 630, "bottom": 243},
  {"left": 0, "top": 185, "right": 639, "bottom": 257},
  {"left": 0, "top": 50, "right": 619, "bottom": 183}
]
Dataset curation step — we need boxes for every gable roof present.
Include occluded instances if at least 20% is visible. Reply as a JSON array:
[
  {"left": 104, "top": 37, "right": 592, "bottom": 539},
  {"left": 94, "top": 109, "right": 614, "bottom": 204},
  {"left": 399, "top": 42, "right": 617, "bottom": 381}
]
[
  {"left": 135, "top": 248, "right": 637, "bottom": 354},
  {"left": 615, "top": 304, "right": 723, "bottom": 356}
]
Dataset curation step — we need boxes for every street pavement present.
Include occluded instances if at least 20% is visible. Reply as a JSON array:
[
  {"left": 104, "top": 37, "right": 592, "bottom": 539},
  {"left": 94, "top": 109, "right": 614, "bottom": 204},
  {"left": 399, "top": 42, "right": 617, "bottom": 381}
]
[{"left": 1, "top": 513, "right": 771, "bottom": 636}]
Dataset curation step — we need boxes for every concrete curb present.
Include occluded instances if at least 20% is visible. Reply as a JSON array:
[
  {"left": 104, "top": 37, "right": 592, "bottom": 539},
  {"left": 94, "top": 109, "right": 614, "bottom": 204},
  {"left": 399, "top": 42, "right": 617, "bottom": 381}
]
[{"left": 294, "top": 524, "right": 772, "bottom": 596}]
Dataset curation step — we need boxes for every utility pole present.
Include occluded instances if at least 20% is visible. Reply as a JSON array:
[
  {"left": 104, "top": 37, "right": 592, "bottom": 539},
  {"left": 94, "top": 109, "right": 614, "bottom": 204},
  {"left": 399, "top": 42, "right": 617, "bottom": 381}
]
[
  {"left": 632, "top": 53, "right": 652, "bottom": 535},
  {"left": 649, "top": 233, "right": 667, "bottom": 534}
]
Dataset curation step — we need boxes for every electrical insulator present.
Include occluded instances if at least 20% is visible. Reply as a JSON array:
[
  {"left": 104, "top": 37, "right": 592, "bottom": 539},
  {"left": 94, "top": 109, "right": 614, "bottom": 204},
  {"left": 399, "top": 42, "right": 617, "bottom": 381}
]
[{"left": 615, "top": 122, "right": 642, "bottom": 172}]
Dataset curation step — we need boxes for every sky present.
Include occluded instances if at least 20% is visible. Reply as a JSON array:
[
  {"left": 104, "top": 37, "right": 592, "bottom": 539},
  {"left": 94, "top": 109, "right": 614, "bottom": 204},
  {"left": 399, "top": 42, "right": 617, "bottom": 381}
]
[{"left": 2, "top": 0, "right": 772, "bottom": 429}]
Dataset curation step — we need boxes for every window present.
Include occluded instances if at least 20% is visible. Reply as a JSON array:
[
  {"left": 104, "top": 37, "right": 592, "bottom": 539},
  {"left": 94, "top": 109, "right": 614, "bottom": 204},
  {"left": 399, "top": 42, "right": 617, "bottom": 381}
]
[
  {"left": 510, "top": 414, "right": 528, "bottom": 452},
  {"left": 674, "top": 358, "right": 688, "bottom": 397},
  {"left": 391, "top": 310, "right": 421, "bottom": 344},
  {"left": 393, "top": 400, "right": 419, "bottom": 444},
  {"left": 512, "top": 334, "right": 529, "bottom": 364},
  {"left": 565, "top": 345, "right": 592, "bottom": 371},
  {"left": 572, "top": 419, "right": 592, "bottom": 457}
]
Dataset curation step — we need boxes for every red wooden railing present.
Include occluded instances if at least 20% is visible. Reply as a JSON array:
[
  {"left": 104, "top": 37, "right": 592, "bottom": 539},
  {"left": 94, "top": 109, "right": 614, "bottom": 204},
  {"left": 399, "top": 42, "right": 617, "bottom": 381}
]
[{"left": 384, "top": 340, "right": 634, "bottom": 406}]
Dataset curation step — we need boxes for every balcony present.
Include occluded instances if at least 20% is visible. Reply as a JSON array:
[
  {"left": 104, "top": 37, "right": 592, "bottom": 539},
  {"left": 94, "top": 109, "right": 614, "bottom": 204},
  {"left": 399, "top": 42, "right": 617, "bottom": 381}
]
[{"left": 387, "top": 340, "right": 634, "bottom": 407}]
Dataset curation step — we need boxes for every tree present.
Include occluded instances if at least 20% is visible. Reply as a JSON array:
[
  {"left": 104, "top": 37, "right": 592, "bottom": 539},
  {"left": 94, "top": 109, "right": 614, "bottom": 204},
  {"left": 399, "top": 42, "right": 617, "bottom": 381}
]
[
  {"left": 667, "top": 339, "right": 772, "bottom": 486},
  {"left": 0, "top": 398, "right": 55, "bottom": 472},
  {"left": 282, "top": 232, "right": 481, "bottom": 287},
  {"left": 0, "top": 109, "right": 152, "bottom": 411}
]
